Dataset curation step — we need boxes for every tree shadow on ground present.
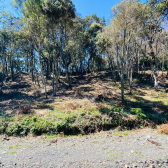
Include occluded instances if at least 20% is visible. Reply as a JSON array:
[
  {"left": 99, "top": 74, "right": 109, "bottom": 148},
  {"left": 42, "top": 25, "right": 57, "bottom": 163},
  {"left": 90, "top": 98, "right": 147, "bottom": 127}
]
[
  {"left": 125, "top": 95, "right": 168, "bottom": 124},
  {"left": 47, "top": 71, "right": 113, "bottom": 100},
  {"left": 1, "top": 70, "right": 168, "bottom": 124},
  {"left": 0, "top": 73, "right": 55, "bottom": 116},
  {"left": 97, "top": 84, "right": 168, "bottom": 126}
]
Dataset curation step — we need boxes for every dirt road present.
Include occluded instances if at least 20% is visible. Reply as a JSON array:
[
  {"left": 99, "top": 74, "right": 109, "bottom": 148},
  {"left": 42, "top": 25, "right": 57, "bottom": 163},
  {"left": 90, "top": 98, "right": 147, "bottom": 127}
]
[{"left": 0, "top": 128, "right": 168, "bottom": 168}]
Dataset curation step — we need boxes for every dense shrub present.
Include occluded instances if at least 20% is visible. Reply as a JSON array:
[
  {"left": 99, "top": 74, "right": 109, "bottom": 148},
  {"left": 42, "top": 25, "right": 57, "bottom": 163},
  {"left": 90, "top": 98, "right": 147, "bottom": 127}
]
[{"left": 0, "top": 108, "right": 150, "bottom": 136}]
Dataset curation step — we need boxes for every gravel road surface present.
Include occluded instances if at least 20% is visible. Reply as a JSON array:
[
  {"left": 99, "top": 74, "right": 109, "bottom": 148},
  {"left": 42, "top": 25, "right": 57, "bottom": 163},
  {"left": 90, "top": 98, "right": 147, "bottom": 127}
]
[{"left": 0, "top": 128, "right": 168, "bottom": 168}]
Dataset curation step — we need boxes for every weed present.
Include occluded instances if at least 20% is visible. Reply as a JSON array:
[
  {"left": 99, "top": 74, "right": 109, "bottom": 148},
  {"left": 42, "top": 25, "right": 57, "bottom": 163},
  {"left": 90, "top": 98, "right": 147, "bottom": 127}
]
[
  {"left": 123, "top": 132, "right": 128, "bottom": 136},
  {"left": 92, "top": 140, "right": 98, "bottom": 143},
  {"left": 107, "top": 150, "right": 114, "bottom": 153},
  {"left": 11, "top": 151, "right": 17, "bottom": 155},
  {"left": 102, "top": 147, "right": 107, "bottom": 150},
  {"left": 113, "top": 132, "right": 120, "bottom": 136},
  {"left": 9, "top": 145, "right": 25, "bottom": 149},
  {"left": 0, "top": 104, "right": 155, "bottom": 136},
  {"left": 78, "top": 134, "right": 82, "bottom": 138},
  {"left": 108, "top": 153, "right": 116, "bottom": 157},
  {"left": 140, "top": 125, "right": 144, "bottom": 129},
  {"left": 130, "top": 108, "right": 146, "bottom": 118},
  {"left": 44, "top": 135, "right": 57, "bottom": 140}
]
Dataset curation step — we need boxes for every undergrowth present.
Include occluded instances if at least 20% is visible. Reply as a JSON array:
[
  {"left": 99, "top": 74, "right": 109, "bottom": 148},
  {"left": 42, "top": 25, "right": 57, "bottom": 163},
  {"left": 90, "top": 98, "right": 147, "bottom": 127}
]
[{"left": 0, "top": 107, "right": 154, "bottom": 136}]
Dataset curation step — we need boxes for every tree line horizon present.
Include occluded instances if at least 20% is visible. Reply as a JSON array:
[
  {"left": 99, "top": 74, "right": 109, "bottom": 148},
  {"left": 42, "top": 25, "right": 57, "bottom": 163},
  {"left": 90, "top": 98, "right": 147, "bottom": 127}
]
[{"left": 0, "top": 0, "right": 168, "bottom": 102}]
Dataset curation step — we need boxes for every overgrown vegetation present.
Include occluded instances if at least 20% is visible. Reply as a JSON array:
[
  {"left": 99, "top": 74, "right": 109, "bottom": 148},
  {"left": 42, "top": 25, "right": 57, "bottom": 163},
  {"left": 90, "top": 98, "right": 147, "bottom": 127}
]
[{"left": 0, "top": 106, "right": 152, "bottom": 136}]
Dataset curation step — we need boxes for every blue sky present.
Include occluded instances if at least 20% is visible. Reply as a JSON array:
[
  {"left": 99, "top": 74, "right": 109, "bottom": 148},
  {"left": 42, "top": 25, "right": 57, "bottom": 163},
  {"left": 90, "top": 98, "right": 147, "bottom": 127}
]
[
  {"left": 2, "top": 0, "right": 147, "bottom": 25},
  {"left": 72, "top": 0, "right": 146, "bottom": 24}
]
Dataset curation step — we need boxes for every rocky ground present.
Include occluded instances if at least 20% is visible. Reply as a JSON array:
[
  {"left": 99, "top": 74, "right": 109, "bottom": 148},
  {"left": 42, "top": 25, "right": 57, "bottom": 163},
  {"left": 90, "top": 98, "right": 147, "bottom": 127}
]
[{"left": 0, "top": 128, "right": 168, "bottom": 168}]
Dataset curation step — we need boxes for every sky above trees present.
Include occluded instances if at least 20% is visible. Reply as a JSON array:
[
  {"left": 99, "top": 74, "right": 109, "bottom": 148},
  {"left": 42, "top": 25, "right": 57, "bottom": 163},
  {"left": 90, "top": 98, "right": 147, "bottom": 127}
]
[
  {"left": 3, "top": 0, "right": 147, "bottom": 24},
  {"left": 72, "top": 0, "right": 147, "bottom": 24}
]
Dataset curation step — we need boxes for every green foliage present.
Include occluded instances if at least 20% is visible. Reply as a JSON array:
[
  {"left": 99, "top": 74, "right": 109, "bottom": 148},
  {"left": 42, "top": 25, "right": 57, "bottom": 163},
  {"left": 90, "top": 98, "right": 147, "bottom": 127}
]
[
  {"left": 41, "top": 0, "right": 76, "bottom": 20},
  {"left": 123, "top": 132, "right": 128, "bottom": 136},
  {"left": 130, "top": 108, "right": 146, "bottom": 118},
  {"left": 0, "top": 105, "right": 150, "bottom": 136},
  {"left": 113, "top": 107, "right": 122, "bottom": 112},
  {"left": 78, "top": 133, "right": 82, "bottom": 138},
  {"left": 30, "top": 120, "right": 55, "bottom": 135},
  {"left": 6, "top": 123, "right": 28, "bottom": 136}
]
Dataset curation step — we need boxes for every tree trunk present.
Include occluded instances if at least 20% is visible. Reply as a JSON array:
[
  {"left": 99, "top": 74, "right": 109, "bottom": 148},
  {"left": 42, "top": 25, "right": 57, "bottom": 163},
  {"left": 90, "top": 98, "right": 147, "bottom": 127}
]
[
  {"left": 121, "top": 29, "right": 126, "bottom": 103},
  {"left": 129, "top": 67, "right": 133, "bottom": 94},
  {"left": 54, "top": 62, "right": 59, "bottom": 94},
  {"left": 120, "top": 65, "right": 124, "bottom": 103},
  {"left": 40, "top": 64, "right": 47, "bottom": 98},
  {"left": 31, "top": 50, "right": 34, "bottom": 81},
  {"left": 137, "top": 49, "right": 140, "bottom": 74},
  {"left": 5, "top": 53, "right": 8, "bottom": 77},
  {"left": 27, "top": 53, "right": 29, "bottom": 73},
  {"left": 52, "top": 62, "right": 55, "bottom": 96},
  {"left": 11, "top": 53, "right": 14, "bottom": 81},
  {"left": 46, "top": 53, "right": 50, "bottom": 79},
  {"left": 38, "top": 49, "right": 47, "bottom": 99},
  {"left": 162, "top": 52, "right": 164, "bottom": 76},
  {"left": 0, "top": 58, "right": 5, "bottom": 94},
  {"left": 154, "top": 40, "right": 158, "bottom": 89},
  {"left": 65, "top": 62, "right": 70, "bottom": 86},
  {"left": 154, "top": 65, "right": 158, "bottom": 89}
]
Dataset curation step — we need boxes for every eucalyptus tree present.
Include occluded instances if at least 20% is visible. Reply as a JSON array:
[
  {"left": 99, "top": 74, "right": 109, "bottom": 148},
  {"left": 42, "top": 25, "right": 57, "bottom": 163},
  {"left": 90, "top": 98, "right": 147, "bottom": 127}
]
[
  {"left": 148, "top": 0, "right": 168, "bottom": 83},
  {"left": 142, "top": 4, "right": 165, "bottom": 89},
  {"left": 149, "top": 0, "right": 168, "bottom": 19},
  {"left": 96, "top": 25, "right": 117, "bottom": 79},
  {"left": 110, "top": 0, "right": 142, "bottom": 101},
  {"left": 0, "top": 29, "right": 9, "bottom": 94},
  {"left": 18, "top": 0, "right": 48, "bottom": 98},
  {"left": 83, "top": 14, "right": 105, "bottom": 73},
  {"left": 67, "top": 15, "right": 85, "bottom": 74},
  {"left": 41, "top": 0, "right": 76, "bottom": 93},
  {"left": 97, "top": 0, "right": 150, "bottom": 101},
  {"left": 1, "top": 12, "right": 21, "bottom": 81}
]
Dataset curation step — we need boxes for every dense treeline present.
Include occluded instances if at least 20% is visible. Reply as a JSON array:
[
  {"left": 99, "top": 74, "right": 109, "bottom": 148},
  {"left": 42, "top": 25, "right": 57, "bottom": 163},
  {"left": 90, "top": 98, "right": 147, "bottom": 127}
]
[{"left": 0, "top": 0, "right": 168, "bottom": 102}]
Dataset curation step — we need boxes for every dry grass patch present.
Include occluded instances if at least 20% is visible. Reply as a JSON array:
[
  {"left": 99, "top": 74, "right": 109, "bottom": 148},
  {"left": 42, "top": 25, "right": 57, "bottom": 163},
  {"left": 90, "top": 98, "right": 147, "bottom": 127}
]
[
  {"left": 158, "top": 123, "right": 168, "bottom": 134},
  {"left": 56, "top": 99, "right": 97, "bottom": 113},
  {"left": 33, "top": 109, "right": 49, "bottom": 116},
  {"left": 17, "top": 105, "right": 32, "bottom": 115}
]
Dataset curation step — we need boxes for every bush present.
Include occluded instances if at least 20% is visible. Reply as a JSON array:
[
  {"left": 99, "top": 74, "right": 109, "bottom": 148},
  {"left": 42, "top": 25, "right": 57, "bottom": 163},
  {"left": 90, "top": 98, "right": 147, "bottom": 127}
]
[
  {"left": 6, "top": 123, "right": 28, "bottom": 136},
  {"left": 130, "top": 108, "right": 146, "bottom": 118},
  {"left": 0, "top": 107, "right": 150, "bottom": 136},
  {"left": 30, "top": 119, "right": 56, "bottom": 135}
]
